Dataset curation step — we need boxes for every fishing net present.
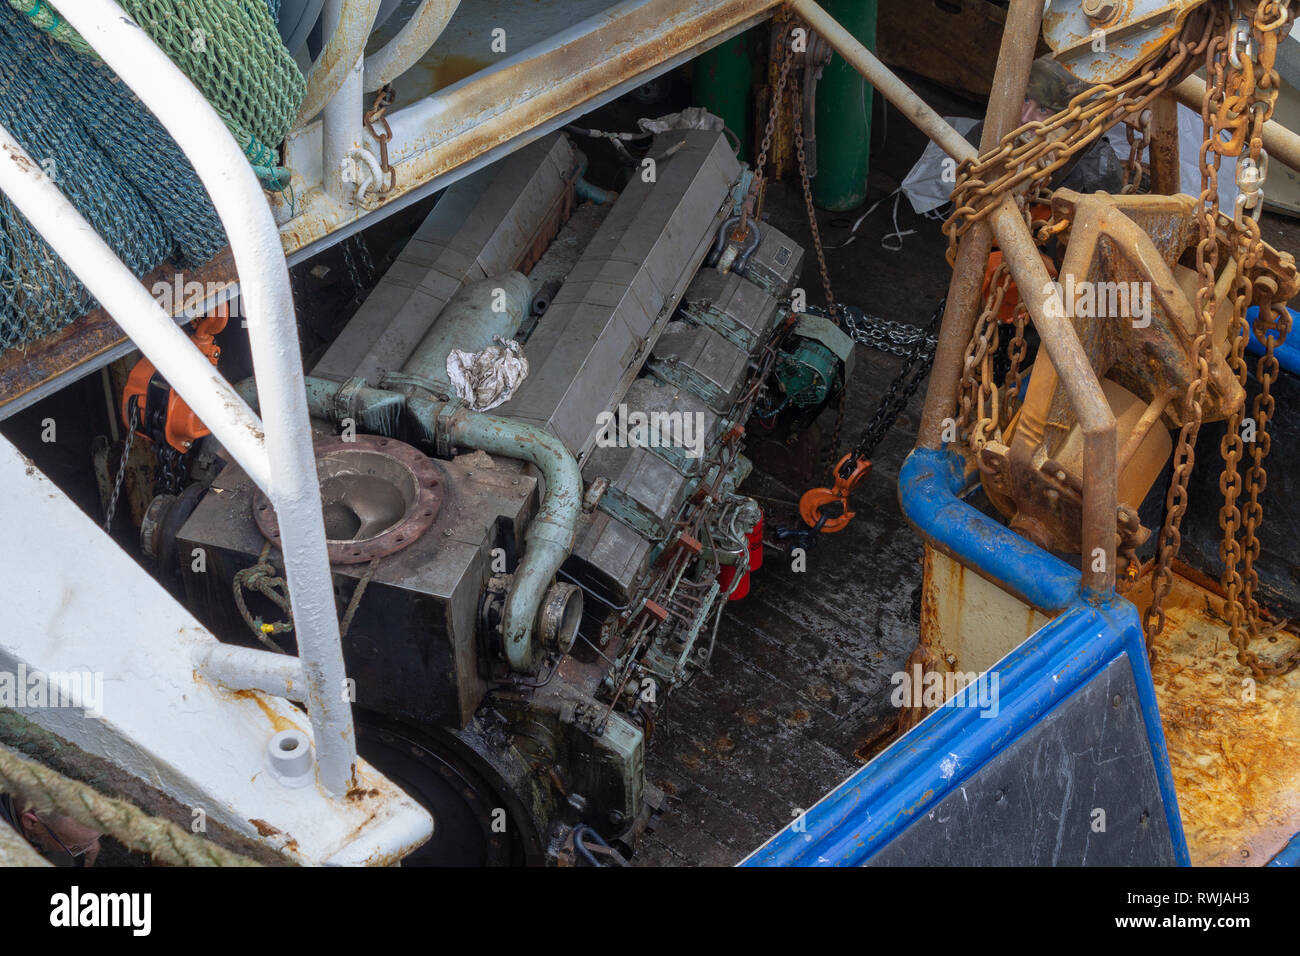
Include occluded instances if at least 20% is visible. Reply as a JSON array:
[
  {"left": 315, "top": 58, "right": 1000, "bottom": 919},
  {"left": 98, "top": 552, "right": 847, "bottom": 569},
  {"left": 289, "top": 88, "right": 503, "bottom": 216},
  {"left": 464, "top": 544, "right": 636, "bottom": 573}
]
[{"left": 0, "top": 0, "right": 301, "bottom": 353}]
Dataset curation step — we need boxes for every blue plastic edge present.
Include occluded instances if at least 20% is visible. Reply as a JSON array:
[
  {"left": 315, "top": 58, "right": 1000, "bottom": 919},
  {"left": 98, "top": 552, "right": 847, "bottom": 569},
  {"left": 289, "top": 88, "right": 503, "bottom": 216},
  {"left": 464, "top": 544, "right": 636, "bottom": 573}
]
[
  {"left": 739, "top": 447, "right": 1190, "bottom": 867},
  {"left": 897, "top": 446, "right": 1080, "bottom": 612},
  {"left": 1267, "top": 831, "right": 1300, "bottom": 866},
  {"left": 1244, "top": 305, "right": 1300, "bottom": 376}
]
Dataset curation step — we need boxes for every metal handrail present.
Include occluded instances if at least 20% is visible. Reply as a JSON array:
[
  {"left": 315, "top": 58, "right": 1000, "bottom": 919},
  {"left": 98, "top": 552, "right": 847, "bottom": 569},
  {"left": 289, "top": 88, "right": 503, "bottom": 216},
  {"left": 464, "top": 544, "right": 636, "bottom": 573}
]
[
  {"left": 792, "top": 0, "right": 1119, "bottom": 597},
  {"left": 34, "top": 0, "right": 358, "bottom": 797},
  {"left": 295, "top": 0, "right": 383, "bottom": 126}
]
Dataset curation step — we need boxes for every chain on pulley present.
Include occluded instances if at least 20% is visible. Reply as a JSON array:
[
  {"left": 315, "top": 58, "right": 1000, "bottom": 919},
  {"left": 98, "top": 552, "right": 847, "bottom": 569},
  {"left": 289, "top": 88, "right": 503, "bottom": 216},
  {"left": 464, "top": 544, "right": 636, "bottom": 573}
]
[{"left": 945, "top": 0, "right": 1299, "bottom": 675}]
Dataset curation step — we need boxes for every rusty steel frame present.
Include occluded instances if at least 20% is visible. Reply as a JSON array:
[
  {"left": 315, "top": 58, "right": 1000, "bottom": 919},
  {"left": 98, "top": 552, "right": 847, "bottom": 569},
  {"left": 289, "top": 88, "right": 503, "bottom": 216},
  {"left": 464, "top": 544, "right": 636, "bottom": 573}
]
[
  {"left": 1173, "top": 74, "right": 1300, "bottom": 175},
  {"left": 792, "top": 0, "right": 1119, "bottom": 596},
  {"left": 280, "top": 0, "right": 784, "bottom": 261}
]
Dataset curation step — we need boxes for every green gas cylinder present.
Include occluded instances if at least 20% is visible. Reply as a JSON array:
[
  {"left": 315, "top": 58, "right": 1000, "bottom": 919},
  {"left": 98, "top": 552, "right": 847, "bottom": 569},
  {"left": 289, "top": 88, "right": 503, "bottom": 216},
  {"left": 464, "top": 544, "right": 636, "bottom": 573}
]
[{"left": 811, "top": 0, "right": 878, "bottom": 211}]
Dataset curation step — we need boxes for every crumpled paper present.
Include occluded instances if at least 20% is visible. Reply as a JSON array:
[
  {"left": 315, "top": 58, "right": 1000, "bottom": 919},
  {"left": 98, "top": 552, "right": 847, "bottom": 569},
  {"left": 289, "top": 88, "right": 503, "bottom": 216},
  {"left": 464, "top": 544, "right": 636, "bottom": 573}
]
[
  {"left": 638, "top": 107, "right": 725, "bottom": 134},
  {"left": 445, "top": 337, "right": 529, "bottom": 411}
]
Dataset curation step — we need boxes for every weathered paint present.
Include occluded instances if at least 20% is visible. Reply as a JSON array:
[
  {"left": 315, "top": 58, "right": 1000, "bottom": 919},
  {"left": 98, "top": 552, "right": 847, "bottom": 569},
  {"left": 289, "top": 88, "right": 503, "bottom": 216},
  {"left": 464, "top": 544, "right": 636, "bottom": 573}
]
[{"left": 1129, "top": 574, "right": 1300, "bottom": 866}]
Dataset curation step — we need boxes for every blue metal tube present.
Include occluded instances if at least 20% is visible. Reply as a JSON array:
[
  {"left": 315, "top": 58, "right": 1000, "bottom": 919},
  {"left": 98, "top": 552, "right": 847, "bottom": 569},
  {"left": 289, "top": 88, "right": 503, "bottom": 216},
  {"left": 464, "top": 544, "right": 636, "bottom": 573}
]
[{"left": 897, "top": 447, "right": 1080, "bottom": 613}]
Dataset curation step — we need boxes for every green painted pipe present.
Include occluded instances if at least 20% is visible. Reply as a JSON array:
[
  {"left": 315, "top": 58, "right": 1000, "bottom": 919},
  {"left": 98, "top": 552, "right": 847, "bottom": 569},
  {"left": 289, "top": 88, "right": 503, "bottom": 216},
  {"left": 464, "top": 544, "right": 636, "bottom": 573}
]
[
  {"left": 293, "top": 377, "right": 582, "bottom": 674},
  {"left": 694, "top": 31, "right": 753, "bottom": 162},
  {"left": 811, "top": 0, "right": 877, "bottom": 211},
  {"left": 425, "top": 401, "right": 581, "bottom": 673},
  {"left": 401, "top": 272, "right": 532, "bottom": 393}
]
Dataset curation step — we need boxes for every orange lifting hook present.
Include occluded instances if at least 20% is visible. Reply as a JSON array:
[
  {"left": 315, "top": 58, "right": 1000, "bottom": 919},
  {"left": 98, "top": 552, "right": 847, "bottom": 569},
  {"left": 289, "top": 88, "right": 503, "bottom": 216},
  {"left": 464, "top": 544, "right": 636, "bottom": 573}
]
[{"left": 798, "top": 454, "right": 872, "bottom": 533}]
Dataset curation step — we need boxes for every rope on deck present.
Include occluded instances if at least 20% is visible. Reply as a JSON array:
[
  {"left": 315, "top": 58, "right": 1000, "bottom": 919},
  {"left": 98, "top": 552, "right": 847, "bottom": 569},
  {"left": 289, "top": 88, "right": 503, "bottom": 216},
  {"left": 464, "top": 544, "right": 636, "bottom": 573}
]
[
  {"left": 0, "top": 813, "right": 50, "bottom": 866},
  {"left": 0, "top": 742, "right": 261, "bottom": 867}
]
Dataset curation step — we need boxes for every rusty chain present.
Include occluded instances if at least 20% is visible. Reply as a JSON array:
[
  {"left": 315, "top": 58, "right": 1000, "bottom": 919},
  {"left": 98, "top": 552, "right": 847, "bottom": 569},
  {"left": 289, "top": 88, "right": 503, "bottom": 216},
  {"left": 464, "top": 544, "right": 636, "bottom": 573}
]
[
  {"left": 947, "top": 2, "right": 1299, "bottom": 671},
  {"left": 754, "top": 18, "right": 847, "bottom": 467},
  {"left": 364, "top": 83, "right": 397, "bottom": 195},
  {"left": 747, "top": 23, "right": 796, "bottom": 234},
  {"left": 1122, "top": 107, "right": 1153, "bottom": 193},
  {"left": 1143, "top": 18, "right": 1231, "bottom": 656},
  {"left": 943, "top": 9, "right": 1217, "bottom": 264},
  {"left": 957, "top": 260, "right": 1011, "bottom": 451},
  {"left": 1210, "top": 0, "right": 1300, "bottom": 675}
]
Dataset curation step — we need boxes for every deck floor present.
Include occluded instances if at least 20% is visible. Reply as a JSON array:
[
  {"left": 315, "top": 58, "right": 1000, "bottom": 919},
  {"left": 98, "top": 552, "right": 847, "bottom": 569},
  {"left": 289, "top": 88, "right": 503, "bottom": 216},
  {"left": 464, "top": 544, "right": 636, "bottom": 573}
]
[
  {"left": 634, "top": 87, "right": 963, "bottom": 865},
  {"left": 1135, "top": 575, "right": 1300, "bottom": 866}
]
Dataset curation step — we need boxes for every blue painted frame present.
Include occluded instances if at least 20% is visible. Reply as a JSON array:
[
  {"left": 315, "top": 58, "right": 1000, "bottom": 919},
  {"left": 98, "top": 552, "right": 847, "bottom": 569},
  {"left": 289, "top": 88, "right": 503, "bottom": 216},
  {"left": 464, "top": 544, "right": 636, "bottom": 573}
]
[
  {"left": 740, "top": 448, "right": 1190, "bottom": 866},
  {"left": 1267, "top": 832, "right": 1300, "bottom": 866}
]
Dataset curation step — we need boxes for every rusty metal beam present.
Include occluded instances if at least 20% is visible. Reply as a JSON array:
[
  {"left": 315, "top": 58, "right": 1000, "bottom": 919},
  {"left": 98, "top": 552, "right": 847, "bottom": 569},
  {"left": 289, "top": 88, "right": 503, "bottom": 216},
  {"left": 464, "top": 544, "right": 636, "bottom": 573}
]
[
  {"left": 912, "top": 0, "right": 1042, "bottom": 449},
  {"left": 282, "top": 0, "right": 784, "bottom": 259},
  {"left": 988, "top": 198, "right": 1118, "bottom": 596},
  {"left": 1174, "top": 75, "right": 1300, "bottom": 175},
  {"left": 1149, "top": 94, "right": 1181, "bottom": 195},
  {"left": 800, "top": 0, "right": 1117, "bottom": 594}
]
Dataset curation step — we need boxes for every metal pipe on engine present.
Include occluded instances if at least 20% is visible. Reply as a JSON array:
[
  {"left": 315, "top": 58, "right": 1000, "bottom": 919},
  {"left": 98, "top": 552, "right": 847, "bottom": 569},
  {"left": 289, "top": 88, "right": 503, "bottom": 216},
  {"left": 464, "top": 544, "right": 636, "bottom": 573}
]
[{"left": 294, "top": 377, "right": 583, "bottom": 673}]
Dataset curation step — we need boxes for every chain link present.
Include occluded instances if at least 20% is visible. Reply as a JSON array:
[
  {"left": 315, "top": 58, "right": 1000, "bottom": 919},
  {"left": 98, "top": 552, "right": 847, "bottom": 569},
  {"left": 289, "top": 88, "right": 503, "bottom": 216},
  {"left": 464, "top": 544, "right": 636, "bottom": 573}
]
[
  {"left": 838, "top": 305, "right": 939, "bottom": 357},
  {"left": 104, "top": 398, "right": 138, "bottom": 533},
  {"left": 946, "top": 2, "right": 1299, "bottom": 672},
  {"left": 943, "top": 10, "right": 1217, "bottom": 263},
  {"left": 1121, "top": 107, "right": 1153, "bottom": 193},
  {"left": 844, "top": 300, "right": 944, "bottom": 465},
  {"left": 1210, "top": 0, "right": 1300, "bottom": 675}
]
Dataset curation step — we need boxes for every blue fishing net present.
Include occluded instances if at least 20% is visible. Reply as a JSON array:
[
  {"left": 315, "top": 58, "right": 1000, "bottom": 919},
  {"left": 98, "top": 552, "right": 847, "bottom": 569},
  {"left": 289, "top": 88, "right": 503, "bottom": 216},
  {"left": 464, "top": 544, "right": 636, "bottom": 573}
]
[{"left": 0, "top": 0, "right": 295, "bottom": 352}]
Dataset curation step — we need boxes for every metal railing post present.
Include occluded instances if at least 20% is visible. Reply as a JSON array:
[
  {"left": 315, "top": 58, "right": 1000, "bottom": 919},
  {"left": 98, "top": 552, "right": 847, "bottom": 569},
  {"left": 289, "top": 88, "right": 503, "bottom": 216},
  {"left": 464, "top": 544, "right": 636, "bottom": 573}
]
[
  {"left": 791, "top": 0, "right": 1119, "bottom": 596},
  {"left": 49, "top": 0, "right": 358, "bottom": 795}
]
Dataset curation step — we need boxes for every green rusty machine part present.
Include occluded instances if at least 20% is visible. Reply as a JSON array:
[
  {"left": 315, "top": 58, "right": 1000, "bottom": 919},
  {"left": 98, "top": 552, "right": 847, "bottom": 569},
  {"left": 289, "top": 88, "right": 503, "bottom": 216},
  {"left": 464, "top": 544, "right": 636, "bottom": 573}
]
[
  {"left": 775, "top": 313, "right": 855, "bottom": 407},
  {"left": 812, "top": 0, "right": 877, "bottom": 211}
]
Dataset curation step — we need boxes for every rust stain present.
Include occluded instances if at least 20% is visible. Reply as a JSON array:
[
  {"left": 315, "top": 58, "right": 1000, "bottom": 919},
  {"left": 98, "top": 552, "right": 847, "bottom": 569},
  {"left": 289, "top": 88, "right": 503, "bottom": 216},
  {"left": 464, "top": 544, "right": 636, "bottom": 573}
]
[
  {"left": 347, "top": 786, "right": 381, "bottom": 801},
  {"left": 234, "top": 689, "right": 300, "bottom": 734},
  {"left": 417, "top": 54, "right": 490, "bottom": 93},
  {"left": 1133, "top": 573, "right": 1300, "bottom": 866},
  {"left": 249, "top": 818, "right": 280, "bottom": 837}
]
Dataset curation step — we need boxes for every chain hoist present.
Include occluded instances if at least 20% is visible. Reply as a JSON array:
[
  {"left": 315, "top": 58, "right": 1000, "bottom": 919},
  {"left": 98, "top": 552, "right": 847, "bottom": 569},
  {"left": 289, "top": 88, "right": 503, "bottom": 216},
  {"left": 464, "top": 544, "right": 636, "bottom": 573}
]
[
  {"left": 1210, "top": 0, "right": 1300, "bottom": 675},
  {"left": 798, "top": 300, "right": 944, "bottom": 532}
]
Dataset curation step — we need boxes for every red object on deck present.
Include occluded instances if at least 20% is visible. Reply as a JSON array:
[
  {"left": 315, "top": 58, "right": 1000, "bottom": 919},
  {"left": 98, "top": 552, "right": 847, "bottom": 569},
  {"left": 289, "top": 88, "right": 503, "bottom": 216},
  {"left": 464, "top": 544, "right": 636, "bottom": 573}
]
[{"left": 718, "top": 512, "right": 763, "bottom": 601}]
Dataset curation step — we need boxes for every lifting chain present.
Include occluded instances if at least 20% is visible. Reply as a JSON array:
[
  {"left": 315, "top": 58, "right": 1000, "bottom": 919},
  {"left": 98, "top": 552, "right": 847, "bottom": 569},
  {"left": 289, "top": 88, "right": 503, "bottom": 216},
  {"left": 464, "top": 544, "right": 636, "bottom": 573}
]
[
  {"left": 957, "top": 259, "right": 1012, "bottom": 452},
  {"left": 1210, "top": 0, "right": 1300, "bottom": 676},
  {"left": 364, "top": 83, "right": 397, "bottom": 195},
  {"left": 1122, "top": 107, "right": 1153, "bottom": 194},
  {"left": 943, "top": 9, "right": 1217, "bottom": 264},
  {"left": 103, "top": 397, "right": 139, "bottom": 534},
  {"left": 755, "top": 16, "right": 848, "bottom": 472},
  {"left": 747, "top": 21, "right": 796, "bottom": 234},
  {"left": 946, "top": 1, "right": 1297, "bottom": 671}
]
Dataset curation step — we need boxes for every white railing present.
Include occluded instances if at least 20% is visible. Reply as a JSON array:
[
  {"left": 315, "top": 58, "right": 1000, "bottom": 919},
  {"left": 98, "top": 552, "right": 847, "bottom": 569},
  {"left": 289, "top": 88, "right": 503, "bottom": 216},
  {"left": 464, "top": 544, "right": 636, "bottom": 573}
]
[{"left": 3, "top": 0, "right": 359, "bottom": 798}]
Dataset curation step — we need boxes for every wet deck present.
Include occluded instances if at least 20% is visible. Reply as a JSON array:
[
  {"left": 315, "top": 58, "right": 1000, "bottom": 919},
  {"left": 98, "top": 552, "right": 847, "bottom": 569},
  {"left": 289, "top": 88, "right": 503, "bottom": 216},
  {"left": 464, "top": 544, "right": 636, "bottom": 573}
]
[{"left": 634, "top": 84, "right": 963, "bottom": 865}]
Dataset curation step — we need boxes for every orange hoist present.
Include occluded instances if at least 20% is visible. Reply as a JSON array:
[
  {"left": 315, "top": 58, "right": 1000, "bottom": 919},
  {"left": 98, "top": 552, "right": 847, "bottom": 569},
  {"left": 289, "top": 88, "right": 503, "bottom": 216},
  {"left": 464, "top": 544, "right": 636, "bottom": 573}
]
[
  {"left": 795, "top": 299, "right": 945, "bottom": 539},
  {"left": 121, "top": 303, "right": 228, "bottom": 455}
]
